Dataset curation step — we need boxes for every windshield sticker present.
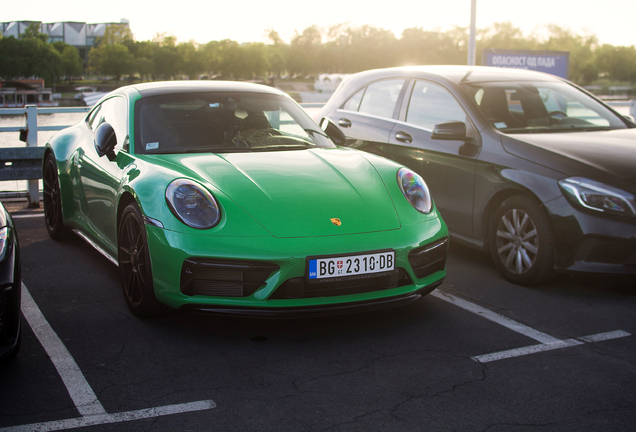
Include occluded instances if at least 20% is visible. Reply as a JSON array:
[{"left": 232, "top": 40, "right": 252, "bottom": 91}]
[
  {"left": 146, "top": 142, "right": 159, "bottom": 150},
  {"left": 494, "top": 122, "right": 507, "bottom": 129}
]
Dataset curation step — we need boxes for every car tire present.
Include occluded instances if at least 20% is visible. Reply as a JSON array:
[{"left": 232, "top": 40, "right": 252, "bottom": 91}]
[
  {"left": 118, "top": 202, "right": 168, "bottom": 317},
  {"left": 42, "top": 154, "right": 68, "bottom": 240},
  {"left": 489, "top": 195, "right": 556, "bottom": 286}
]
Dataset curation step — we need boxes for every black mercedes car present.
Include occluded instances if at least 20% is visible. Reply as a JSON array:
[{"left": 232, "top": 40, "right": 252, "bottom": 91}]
[
  {"left": 0, "top": 201, "right": 21, "bottom": 362},
  {"left": 315, "top": 66, "right": 636, "bottom": 285}
]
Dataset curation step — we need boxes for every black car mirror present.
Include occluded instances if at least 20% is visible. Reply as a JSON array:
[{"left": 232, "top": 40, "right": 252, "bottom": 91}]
[
  {"left": 320, "top": 117, "right": 347, "bottom": 146},
  {"left": 95, "top": 122, "right": 117, "bottom": 161},
  {"left": 431, "top": 121, "right": 467, "bottom": 141}
]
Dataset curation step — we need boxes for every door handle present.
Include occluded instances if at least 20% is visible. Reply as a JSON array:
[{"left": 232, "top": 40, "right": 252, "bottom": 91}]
[
  {"left": 395, "top": 131, "right": 413, "bottom": 144},
  {"left": 338, "top": 118, "right": 352, "bottom": 128}
]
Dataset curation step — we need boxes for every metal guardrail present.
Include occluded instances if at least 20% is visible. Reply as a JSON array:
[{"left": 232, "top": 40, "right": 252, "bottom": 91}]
[{"left": 0, "top": 105, "right": 91, "bottom": 207}]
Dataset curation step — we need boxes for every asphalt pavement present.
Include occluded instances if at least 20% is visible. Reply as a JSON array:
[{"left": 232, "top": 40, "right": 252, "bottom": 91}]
[{"left": 1, "top": 203, "right": 635, "bottom": 432}]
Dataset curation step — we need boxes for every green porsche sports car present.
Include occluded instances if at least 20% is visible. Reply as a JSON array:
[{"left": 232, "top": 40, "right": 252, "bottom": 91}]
[{"left": 43, "top": 81, "right": 448, "bottom": 317}]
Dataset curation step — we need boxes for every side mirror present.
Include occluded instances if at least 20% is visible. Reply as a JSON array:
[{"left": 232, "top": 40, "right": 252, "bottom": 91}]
[
  {"left": 95, "top": 122, "right": 117, "bottom": 161},
  {"left": 431, "top": 121, "right": 467, "bottom": 141},
  {"left": 320, "top": 117, "right": 347, "bottom": 146}
]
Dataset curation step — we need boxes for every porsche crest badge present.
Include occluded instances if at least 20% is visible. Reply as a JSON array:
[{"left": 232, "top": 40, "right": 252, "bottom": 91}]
[{"left": 330, "top": 218, "right": 342, "bottom": 226}]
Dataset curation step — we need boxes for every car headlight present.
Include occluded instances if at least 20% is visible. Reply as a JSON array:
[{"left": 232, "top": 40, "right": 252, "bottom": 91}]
[
  {"left": 166, "top": 179, "right": 221, "bottom": 229},
  {"left": 397, "top": 168, "right": 432, "bottom": 214},
  {"left": 559, "top": 177, "right": 636, "bottom": 217},
  {"left": 0, "top": 227, "right": 12, "bottom": 262}
]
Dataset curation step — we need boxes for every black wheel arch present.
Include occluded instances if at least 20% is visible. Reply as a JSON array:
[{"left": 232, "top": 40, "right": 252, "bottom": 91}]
[{"left": 117, "top": 191, "right": 138, "bottom": 236}]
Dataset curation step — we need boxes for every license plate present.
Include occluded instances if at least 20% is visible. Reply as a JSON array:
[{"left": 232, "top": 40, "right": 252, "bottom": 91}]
[{"left": 307, "top": 250, "right": 395, "bottom": 283}]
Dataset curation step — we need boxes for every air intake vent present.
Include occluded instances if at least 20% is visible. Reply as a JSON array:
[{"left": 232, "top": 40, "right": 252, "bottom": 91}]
[
  {"left": 408, "top": 238, "right": 448, "bottom": 279},
  {"left": 181, "top": 259, "right": 279, "bottom": 297}
]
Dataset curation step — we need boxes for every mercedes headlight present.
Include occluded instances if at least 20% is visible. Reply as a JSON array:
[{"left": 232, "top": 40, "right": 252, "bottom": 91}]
[
  {"left": 559, "top": 177, "right": 636, "bottom": 217},
  {"left": 166, "top": 179, "right": 221, "bottom": 229},
  {"left": 398, "top": 168, "right": 432, "bottom": 214}
]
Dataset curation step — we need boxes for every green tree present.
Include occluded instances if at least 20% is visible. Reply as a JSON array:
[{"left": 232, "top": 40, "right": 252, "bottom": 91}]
[
  {"left": 0, "top": 37, "right": 21, "bottom": 79},
  {"left": 99, "top": 24, "right": 134, "bottom": 45},
  {"left": 399, "top": 27, "right": 461, "bottom": 65},
  {"left": 20, "top": 22, "right": 48, "bottom": 43},
  {"left": 151, "top": 35, "right": 180, "bottom": 80},
  {"left": 51, "top": 41, "right": 83, "bottom": 80},
  {"left": 60, "top": 45, "right": 83, "bottom": 81},
  {"left": 289, "top": 25, "right": 323, "bottom": 76},
  {"left": 178, "top": 41, "right": 205, "bottom": 79},
  {"left": 596, "top": 44, "right": 636, "bottom": 83},
  {"left": 539, "top": 25, "right": 599, "bottom": 84},
  {"left": 88, "top": 43, "right": 134, "bottom": 81}
]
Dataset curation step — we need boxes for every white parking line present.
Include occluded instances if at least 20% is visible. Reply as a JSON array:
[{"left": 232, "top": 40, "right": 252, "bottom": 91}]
[
  {"left": 431, "top": 291, "right": 561, "bottom": 343},
  {"left": 5, "top": 284, "right": 216, "bottom": 432},
  {"left": 472, "top": 330, "right": 632, "bottom": 363},
  {"left": 472, "top": 339, "right": 584, "bottom": 363},
  {"left": 10, "top": 213, "right": 44, "bottom": 219},
  {"left": 432, "top": 290, "right": 631, "bottom": 363},
  {"left": 0, "top": 400, "right": 216, "bottom": 432},
  {"left": 20, "top": 284, "right": 106, "bottom": 417}
]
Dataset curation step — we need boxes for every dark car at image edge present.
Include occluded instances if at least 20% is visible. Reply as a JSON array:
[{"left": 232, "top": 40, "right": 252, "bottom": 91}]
[
  {"left": 315, "top": 65, "right": 636, "bottom": 285},
  {"left": 0, "top": 201, "right": 21, "bottom": 362}
]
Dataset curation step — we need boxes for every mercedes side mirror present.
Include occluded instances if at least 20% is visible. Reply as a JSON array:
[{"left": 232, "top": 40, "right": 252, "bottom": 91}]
[{"left": 431, "top": 121, "right": 468, "bottom": 141}]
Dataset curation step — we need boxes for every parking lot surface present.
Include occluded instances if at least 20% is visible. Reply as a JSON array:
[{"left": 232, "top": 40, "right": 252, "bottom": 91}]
[{"left": 1, "top": 207, "right": 635, "bottom": 431}]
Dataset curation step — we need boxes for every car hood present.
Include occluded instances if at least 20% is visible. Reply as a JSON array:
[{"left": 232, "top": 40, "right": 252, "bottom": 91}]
[
  {"left": 175, "top": 149, "right": 401, "bottom": 238},
  {"left": 502, "top": 128, "right": 636, "bottom": 190}
]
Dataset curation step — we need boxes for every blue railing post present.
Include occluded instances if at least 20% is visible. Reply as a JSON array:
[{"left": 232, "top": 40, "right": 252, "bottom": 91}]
[{"left": 25, "top": 105, "right": 40, "bottom": 208}]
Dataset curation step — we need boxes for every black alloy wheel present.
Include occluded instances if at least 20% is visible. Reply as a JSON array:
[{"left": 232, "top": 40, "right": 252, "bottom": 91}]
[
  {"left": 42, "top": 154, "right": 68, "bottom": 239},
  {"left": 118, "top": 202, "right": 167, "bottom": 317},
  {"left": 489, "top": 195, "right": 556, "bottom": 286}
]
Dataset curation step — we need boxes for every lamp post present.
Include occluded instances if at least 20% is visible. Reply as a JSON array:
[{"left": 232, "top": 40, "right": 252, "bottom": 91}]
[{"left": 467, "top": 0, "right": 477, "bottom": 66}]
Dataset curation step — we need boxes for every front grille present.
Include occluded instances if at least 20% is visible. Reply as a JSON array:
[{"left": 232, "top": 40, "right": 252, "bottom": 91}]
[
  {"left": 581, "top": 237, "right": 636, "bottom": 265},
  {"left": 270, "top": 268, "right": 413, "bottom": 299},
  {"left": 180, "top": 259, "right": 279, "bottom": 297},
  {"left": 408, "top": 238, "right": 448, "bottom": 279}
]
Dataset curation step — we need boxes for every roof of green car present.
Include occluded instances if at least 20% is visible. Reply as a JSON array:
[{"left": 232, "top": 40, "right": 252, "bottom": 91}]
[{"left": 126, "top": 80, "right": 287, "bottom": 98}]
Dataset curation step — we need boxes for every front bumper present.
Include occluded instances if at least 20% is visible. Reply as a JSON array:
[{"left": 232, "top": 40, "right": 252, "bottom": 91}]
[
  {"left": 547, "top": 196, "right": 636, "bottom": 274},
  {"left": 145, "top": 217, "right": 448, "bottom": 310},
  {"left": 185, "top": 281, "right": 443, "bottom": 317}
]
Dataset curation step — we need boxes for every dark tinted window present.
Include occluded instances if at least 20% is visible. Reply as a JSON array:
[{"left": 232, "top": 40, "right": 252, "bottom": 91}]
[
  {"left": 406, "top": 81, "right": 466, "bottom": 129},
  {"left": 100, "top": 97, "right": 127, "bottom": 149},
  {"left": 87, "top": 97, "right": 127, "bottom": 149},
  {"left": 342, "top": 88, "right": 364, "bottom": 111},
  {"left": 461, "top": 81, "right": 627, "bottom": 133},
  {"left": 346, "top": 79, "right": 405, "bottom": 119},
  {"left": 86, "top": 104, "right": 103, "bottom": 131},
  {"left": 134, "top": 92, "right": 335, "bottom": 154}
]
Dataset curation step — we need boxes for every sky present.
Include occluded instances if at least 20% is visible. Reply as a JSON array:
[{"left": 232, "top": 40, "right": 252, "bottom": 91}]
[{"left": 3, "top": 0, "right": 636, "bottom": 47}]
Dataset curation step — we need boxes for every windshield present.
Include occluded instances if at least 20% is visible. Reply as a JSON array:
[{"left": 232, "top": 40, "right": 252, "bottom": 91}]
[
  {"left": 460, "top": 81, "right": 628, "bottom": 134},
  {"left": 134, "top": 92, "right": 335, "bottom": 154}
]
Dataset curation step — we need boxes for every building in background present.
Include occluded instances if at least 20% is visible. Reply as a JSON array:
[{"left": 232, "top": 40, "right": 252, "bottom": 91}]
[{"left": 0, "top": 19, "right": 130, "bottom": 61}]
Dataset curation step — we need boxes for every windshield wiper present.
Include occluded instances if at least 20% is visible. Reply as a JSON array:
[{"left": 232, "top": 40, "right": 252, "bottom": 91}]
[
  {"left": 251, "top": 144, "right": 312, "bottom": 152},
  {"left": 145, "top": 146, "right": 252, "bottom": 154},
  {"left": 186, "top": 147, "right": 252, "bottom": 153},
  {"left": 304, "top": 128, "right": 328, "bottom": 137}
]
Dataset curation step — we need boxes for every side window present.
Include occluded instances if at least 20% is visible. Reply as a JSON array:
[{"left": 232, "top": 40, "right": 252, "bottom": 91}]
[
  {"left": 86, "top": 104, "right": 103, "bottom": 132},
  {"left": 342, "top": 88, "right": 364, "bottom": 111},
  {"left": 357, "top": 79, "right": 406, "bottom": 119},
  {"left": 406, "top": 81, "right": 466, "bottom": 130},
  {"left": 99, "top": 97, "right": 128, "bottom": 150}
]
